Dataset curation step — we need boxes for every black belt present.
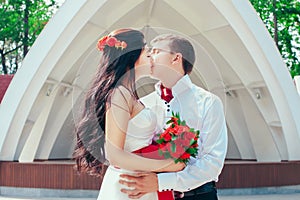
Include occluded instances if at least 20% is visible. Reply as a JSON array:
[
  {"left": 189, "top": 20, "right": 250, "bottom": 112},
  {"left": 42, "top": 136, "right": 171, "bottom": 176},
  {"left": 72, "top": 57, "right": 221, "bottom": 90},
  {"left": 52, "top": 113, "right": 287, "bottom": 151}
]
[{"left": 175, "top": 181, "right": 216, "bottom": 198}]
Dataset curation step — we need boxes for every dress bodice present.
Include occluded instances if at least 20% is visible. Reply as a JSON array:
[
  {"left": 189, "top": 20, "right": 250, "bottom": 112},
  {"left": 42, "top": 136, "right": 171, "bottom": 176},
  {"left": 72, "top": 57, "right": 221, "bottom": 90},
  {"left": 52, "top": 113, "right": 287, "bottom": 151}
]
[{"left": 124, "top": 108, "right": 157, "bottom": 152}]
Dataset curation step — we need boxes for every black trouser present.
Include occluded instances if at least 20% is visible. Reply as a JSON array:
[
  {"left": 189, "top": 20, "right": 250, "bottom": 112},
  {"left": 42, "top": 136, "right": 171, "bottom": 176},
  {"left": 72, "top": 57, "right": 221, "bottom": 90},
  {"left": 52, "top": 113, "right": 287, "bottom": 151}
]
[
  {"left": 176, "top": 189, "right": 217, "bottom": 200},
  {"left": 175, "top": 181, "right": 218, "bottom": 200}
]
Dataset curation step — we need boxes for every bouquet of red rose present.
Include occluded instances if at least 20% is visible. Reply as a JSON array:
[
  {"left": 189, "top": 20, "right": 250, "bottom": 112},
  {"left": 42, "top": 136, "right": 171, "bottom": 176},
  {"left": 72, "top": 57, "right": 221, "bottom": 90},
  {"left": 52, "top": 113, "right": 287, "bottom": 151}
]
[{"left": 155, "top": 112, "right": 200, "bottom": 164}]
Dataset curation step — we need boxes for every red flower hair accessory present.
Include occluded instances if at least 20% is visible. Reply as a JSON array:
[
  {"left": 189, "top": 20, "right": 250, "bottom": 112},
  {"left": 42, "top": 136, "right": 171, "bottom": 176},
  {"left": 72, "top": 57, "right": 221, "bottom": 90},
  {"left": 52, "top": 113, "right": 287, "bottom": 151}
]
[{"left": 97, "top": 35, "right": 127, "bottom": 51}]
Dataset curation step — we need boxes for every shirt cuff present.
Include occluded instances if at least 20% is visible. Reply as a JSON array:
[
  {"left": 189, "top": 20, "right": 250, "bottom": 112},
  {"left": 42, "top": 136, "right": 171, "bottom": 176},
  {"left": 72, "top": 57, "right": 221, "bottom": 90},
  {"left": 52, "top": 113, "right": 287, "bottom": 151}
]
[{"left": 157, "top": 172, "right": 177, "bottom": 191}]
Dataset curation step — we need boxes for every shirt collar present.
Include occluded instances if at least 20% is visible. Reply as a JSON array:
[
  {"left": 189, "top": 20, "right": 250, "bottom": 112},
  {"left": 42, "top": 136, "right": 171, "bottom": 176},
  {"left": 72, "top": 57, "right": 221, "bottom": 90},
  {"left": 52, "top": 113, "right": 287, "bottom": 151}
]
[{"left": 154, "top": 74, "right": 193, "bottom": 97}]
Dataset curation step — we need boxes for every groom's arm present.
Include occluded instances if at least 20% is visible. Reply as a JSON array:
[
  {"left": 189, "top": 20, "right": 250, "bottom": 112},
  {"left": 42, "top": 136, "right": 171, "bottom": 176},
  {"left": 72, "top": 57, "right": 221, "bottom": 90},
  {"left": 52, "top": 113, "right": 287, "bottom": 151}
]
[
  {"left": 120, "top": 96, "right": 227, "bottom": 195},
  {"left": 157, "top": 97, "right": 228, "bottom": 192}
]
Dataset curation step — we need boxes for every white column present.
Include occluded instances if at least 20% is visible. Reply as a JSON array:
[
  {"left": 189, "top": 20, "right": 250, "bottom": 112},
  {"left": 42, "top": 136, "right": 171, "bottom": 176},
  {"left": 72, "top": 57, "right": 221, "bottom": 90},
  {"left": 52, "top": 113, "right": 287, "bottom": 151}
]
[{"left": 294, "top": 75, "right": 300, "bottom": 95}]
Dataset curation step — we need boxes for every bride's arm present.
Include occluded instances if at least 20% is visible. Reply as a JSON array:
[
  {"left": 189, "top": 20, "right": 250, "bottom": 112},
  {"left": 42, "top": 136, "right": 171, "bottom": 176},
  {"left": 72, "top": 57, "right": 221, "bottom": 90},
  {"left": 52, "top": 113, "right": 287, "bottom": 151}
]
[
  {"left": 105, "top": 88, "right": 183, "bottom": 172},
  {"left": 106, "top": 106, "right": 181, "bottom": 172}
]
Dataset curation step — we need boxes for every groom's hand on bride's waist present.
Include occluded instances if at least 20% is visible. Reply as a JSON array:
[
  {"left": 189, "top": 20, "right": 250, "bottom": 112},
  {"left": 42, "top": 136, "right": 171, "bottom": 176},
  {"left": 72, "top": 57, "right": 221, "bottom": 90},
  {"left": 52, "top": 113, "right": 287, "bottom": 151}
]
[{"left": 119, "top": 172, "right": 158, "bottom": 198}]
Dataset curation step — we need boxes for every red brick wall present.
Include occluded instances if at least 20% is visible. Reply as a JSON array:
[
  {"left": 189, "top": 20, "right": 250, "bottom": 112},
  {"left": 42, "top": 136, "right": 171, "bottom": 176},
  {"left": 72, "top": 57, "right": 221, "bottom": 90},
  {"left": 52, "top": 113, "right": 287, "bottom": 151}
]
[
  {"left": 1, "top": 161, "right": 300, "bottom": 190},
  {"left": 0, "top": 75, "right": 14, "bottom": 103}
]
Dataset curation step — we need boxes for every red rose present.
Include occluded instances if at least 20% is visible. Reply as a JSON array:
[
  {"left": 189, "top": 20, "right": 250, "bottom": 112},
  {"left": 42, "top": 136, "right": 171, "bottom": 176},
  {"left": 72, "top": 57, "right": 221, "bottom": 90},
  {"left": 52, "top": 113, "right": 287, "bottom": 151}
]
[
  {"left": 172, "top": 125, "right": 180, "bottom": 135},
  {"left": 161, "top": 132, "right": 172, "bottom": 142},
  {"left": 164, "top": 127, "right": 173, "bottom": 133},
  {"left": 97, "top": 45, "right": 104, "bottom": 51},
  {"left": 99, "top": 36, "right": 108, "bottom": 44},
  {"left": 161, "top": 142, "right": 172, "bottom": 153},
  {"left": 106, "top": 37, "right": 117, "bottom": 47},
  {"left": 183, "top": 132, "right": 196, "bottom": 142},
  {"left": 170, "top": 145, "right": 185, "bottom": 158},
  {"left": 180, "top": 152, "right": 191, "bottom": 159},
  {"left": 178, "top": 125, "right": 190, "bottom": 133},
  {"left": 115, "top": 41, "right": 121, "bottom": 47},
  {"left": 174, "top": 138, "right": 183, "bottom": 146},
  {"left": 165, "top": 126, "right": 179, "bottom": 135},
  {"left": 97, "top": 36, "right": 109, "bottom": 51},
  {"left": 177, "top": 138, "right": 190, "bottom": 147},
  {"left": 121, "top": 41, "right": 127, "bottom": 49},
  {"left": 191, "top": 143, "right": 199, "bottom": 148},
  {"left": 171, "top": 117, "right": 179, "bottom": 124}
]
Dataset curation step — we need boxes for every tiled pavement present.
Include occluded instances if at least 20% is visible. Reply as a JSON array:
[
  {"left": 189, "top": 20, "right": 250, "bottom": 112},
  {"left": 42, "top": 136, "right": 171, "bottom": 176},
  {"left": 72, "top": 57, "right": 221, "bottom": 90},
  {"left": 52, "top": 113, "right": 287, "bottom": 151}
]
[{"left": 1, "top": 193, "right": 300, "bottom": 200}]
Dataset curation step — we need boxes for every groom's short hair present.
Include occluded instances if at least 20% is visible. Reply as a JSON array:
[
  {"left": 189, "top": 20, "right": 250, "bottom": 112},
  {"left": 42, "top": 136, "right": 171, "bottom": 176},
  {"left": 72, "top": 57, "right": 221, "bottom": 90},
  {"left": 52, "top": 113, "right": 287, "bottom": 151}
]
[{"left": 151, "top": 34, "right": 195, "bottom": 74}]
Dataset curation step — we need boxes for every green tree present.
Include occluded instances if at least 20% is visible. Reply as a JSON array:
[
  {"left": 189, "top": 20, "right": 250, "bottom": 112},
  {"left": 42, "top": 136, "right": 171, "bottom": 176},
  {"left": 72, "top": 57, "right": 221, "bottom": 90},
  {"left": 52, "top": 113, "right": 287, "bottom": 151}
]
[
  {"left": 0, "top": 0, "right": 58, "bottom": 74},
  {"left": 250, "top": 0, "right": 300, "bottom": 77}
]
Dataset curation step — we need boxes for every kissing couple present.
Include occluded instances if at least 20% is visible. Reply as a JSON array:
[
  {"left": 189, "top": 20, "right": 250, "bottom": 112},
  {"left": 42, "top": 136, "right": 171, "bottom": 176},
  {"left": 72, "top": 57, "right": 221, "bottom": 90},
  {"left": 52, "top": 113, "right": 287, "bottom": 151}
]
[{"left": 73, "top": 28, "right": 227, "bottom": 200}]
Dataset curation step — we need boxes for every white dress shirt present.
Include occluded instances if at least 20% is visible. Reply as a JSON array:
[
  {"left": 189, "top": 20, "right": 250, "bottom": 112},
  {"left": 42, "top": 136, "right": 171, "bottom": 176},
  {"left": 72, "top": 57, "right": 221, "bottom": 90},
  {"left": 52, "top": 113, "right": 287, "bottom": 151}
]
[{"left": 141, "top": 75, "right": 228, "bottom": 192}]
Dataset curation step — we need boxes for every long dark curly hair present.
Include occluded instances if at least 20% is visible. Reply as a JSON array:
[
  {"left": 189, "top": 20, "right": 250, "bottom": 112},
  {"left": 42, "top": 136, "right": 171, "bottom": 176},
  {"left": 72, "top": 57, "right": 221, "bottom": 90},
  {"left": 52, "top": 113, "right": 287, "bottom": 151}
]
[{"left": 73, "top": 29, "right": 145, "bottom": 176}]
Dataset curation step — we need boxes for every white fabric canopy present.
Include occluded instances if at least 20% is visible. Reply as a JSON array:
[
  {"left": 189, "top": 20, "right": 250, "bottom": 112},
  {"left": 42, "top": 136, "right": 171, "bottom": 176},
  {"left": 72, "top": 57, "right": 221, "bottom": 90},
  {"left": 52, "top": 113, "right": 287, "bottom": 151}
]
[{"left": 1, "top": 0, "right": 300, "bottom": 162}]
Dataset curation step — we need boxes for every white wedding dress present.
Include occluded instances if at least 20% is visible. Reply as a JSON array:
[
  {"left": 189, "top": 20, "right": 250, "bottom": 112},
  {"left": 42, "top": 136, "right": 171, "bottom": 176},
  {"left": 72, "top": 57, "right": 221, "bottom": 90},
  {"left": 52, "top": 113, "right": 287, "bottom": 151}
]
[{"left": 97, "top": 108, "right": 159, "bottom": 200}]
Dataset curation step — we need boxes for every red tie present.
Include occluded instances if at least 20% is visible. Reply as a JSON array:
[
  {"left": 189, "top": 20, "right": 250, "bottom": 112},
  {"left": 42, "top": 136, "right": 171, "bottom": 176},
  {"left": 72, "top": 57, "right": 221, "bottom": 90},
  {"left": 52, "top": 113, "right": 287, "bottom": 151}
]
[{"left": 160, "top": 84, "right": 173, "bottom": 103}]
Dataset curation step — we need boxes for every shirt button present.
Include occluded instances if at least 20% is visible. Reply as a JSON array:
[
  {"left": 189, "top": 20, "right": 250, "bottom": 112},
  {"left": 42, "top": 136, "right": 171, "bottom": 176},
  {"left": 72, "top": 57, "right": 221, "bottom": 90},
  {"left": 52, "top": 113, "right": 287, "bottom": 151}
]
[
  {"left": 167, "top": 105, "right": 170, "bottom": 107},
  {"left": 167, "top": 109, "right": 170, "bottom": 112},
  {"left": 165, "top": 101, "right": 168, "bottom": 104}
]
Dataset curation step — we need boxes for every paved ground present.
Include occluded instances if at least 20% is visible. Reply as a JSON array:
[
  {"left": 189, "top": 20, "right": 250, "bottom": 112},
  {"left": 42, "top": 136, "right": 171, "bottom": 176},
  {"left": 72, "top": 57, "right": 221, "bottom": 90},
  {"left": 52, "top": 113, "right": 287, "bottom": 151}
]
[
  {"left": 1, "top": 193, "right": 300, "bottom": 200},
  {"left": 219, "top": 193, "right": 300, "bottom": 200},
  {"left": 1, "top": 185, "right": 300, "bottom": 200}
]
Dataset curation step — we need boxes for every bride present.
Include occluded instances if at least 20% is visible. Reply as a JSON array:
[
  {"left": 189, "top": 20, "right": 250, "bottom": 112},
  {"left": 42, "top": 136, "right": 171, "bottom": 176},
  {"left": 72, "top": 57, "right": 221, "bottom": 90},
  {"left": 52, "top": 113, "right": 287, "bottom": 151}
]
[{"left": 73, "top": 28, "right": 184, "bottom": 200}]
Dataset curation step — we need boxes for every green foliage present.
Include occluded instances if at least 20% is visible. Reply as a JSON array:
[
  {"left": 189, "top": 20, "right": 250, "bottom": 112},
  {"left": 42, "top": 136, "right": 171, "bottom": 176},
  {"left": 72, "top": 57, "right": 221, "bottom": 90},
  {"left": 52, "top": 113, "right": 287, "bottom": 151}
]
[
  {"left": 1, "top": 1, "right": 299, "bottom": 77},
  {"left": 0, "top": 0, "right": 59, "bottom": 74},
  {"left": 249, "top": 0, "right": 300, "bottom": 77}
]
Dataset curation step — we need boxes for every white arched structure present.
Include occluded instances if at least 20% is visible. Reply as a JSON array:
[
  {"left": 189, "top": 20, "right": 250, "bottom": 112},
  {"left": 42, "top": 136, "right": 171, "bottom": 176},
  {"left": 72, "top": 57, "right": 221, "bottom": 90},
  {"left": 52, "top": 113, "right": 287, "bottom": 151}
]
[{"left": 1, "top": 0, "right": 300, "bottom": 162}]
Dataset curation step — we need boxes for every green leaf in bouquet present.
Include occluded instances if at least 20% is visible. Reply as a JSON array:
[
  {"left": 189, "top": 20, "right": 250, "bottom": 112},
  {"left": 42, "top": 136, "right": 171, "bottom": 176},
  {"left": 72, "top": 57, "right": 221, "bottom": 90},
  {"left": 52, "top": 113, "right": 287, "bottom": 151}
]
[
  {"left": 172, "top": 111, "right": 175, "bottom": 116},
  {"left": 171, "top": 142, "right": 176, "bottom": 152},
  {"left": 164, "top": 151, "right": 171, "bottom": 159},
  {"left": 156, "top": 138, "right": 165, "bottom": 144},
  {"left": 158, "top": 149, "right": 163, "bottom": 156},
  {"left": 176, "top": 158, "right": 188, "bottom": 164},
  {"left": 186, "top": 148, "right": 197, "bottom": 155},
  {"left": 189, "top": 128, "right": 195, "bottom": 132},
  {"left": 190, "top": 139, "right": 196, "bottom": 146},
  {"left": 195, "top": 131, "right": 200, "bottom": 138},
  {"left": 166, "top": 119, "right": 173, "bottom": 124},
  {"left": 171, "top": 135, "right": 177, "bottom": 141}
]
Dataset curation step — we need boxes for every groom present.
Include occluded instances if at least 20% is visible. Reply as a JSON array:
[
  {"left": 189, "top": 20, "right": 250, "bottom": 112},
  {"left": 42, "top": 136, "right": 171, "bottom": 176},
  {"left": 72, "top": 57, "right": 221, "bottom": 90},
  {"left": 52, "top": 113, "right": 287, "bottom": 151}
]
[{"left": 119, "top": 33, "right": 228, "bottom": 200}]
